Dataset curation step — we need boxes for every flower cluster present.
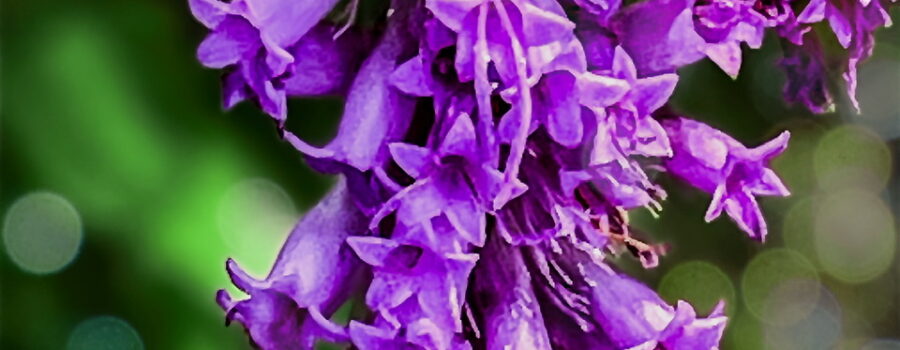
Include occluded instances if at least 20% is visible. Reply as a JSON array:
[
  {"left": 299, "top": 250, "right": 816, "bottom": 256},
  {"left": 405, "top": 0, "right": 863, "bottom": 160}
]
[{"left": 191, "top": 0, "right": 892, "bottom": 348}]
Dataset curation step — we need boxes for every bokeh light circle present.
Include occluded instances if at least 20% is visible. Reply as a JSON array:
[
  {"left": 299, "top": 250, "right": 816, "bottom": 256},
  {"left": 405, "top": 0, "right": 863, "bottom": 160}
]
[
  {"left": 723, "top": 310, "right": 765, "bottom": 350},
  {"left": 657, "top": 260, "right": 735, "bottom": 315},
  {"left": 831, "top": 276, "right": 896, "bottom": 328},
  {"left": 741, "top": 248, "right": 819, "bottom": 324},
  {"left": 856, "top": 59, "right": 900, "bottom": 141},
  {"left": 814, "top": 190, "right": 895, "bottom": 284},
  {"left": 763, "top": 283, "right": 842, "bottom": 350},
  {"left": 769, "top": 120, "right": 826, "bottom": 198},
  {"left": 67, "top": 316, "right": 143, "bottom": 350},
  {"left": 813, "top": 125, "right": 892, "bottom": 192},
  {"left": 862, "top": 339, "right": 900, "bottom": 350},
  {"left": 218, "top": 178, "right": 298, "bottom": 276},
  {"left": 761, "top": 279, "right": 825, "bottom": 326},
  {"left": 3, "top": 192, "right": 83, "bottom": 275},
  {"left": 782, "top": 197, "right": 819, "bottom": 265}
]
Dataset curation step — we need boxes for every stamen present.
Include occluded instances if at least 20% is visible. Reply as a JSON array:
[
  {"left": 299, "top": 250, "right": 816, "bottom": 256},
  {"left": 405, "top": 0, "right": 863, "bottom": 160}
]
[
  {"left": 332, "top": 0, "right": 360, "bottom": 40},
  {"left": 464, "top": 303, "right": 481, "bottom": 339}
]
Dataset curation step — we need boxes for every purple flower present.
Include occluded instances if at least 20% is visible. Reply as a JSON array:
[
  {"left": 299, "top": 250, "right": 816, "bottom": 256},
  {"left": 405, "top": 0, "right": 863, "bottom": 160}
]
[
  {"left": 469, "top": 235, "right": 552, "bottom": 350},
  {"left": 578, "top": 46, "right": 676, "bottom": 208},
  {"left": 427, "top": 0, "right": 581, "bottom": 209},
  {"left": 285, "top": 8, "right": 419, "bottom": 172},
  {"left": 216, "top": 178, "right": 367, "bottom": 349},
  {"left": 584, "top": 264, "right": 727, "bottom": 349},
  {"left": 612, "top": 0, "right": 767, "bottom": 78},
  {"left": 589, "top": 46, "right": 677, "bottom": 161},
  {"left": 692, "top": 0, "right": 768, "bottom": 77},
  {"left": 779, "top": 36, "right": 836, "bottom": 114},
  {"left": 347, "top": 236, "right": 478, "bottom": 349},
  {"left": 527, "top": 241, "right": 727, "bottom": 348},
  {"left": 611, "top": 0, "right": 708, "bottom": 75},
  {"left": 575, "top": 0, "right": 623, "bottom": 26},
  {"left": 753, "top": 0, "right": 808, "bottom": 45},
  {"left": 662, "top": 117, "right": 790, "bottom": 240},
  {"left": 190, "top": 0, "right": 361, "bottom": 122},
  {"left": 186, "top": 0, "right": 856, "bottom": 349},
  {"left": 796, "top": 0, "right": 893, "bottom": 111}
]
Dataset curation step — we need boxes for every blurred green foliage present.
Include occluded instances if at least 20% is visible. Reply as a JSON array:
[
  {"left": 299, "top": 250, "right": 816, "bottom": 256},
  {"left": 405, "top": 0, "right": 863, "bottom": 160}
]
[{"left": 1, "top": 0, "right": 898, "bottom": 349}]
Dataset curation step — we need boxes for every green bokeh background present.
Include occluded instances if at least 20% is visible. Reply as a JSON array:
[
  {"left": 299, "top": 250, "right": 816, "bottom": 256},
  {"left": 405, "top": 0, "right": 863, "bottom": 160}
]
[{"left": 1, "top": 0, "right": 897, "bottom": 349}]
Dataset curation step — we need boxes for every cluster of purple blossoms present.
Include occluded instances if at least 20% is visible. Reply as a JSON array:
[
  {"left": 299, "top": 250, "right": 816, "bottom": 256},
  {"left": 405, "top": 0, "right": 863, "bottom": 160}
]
[{"left": 191, "top": 0, "right": 893, "bottom": 348}]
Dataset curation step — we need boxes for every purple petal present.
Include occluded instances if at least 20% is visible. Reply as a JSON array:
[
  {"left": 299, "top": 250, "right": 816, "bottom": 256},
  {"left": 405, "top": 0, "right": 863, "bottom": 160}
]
[
  {"left": 218, "top": 177, "right": 368, "bottom": 349},
  {"left": 521, "top": 2, "right": 576, "bottom": 47},
  {"left": 197, "top": 17, "right": 259, "bottom": 69},
  {"left": 613, "top": 0, "right": 706, "bottom": 76},
  {"left": 703, "top": 41, "right": 743, "bottom": 79},
  {"left": 389, "top": 143, "right": 436, "bottom": 179},
  {"left": 611, "top": 46, "right": 638, "bottom": 81},
  {"left": 743, "top": 130, "right": 790, "bottom": 161},
  {"left": 282, "top": 25, "right": 372, "bottom": 97},
  {"left": 798, "top": 0, "right": 827, "bottom": 22},
  {"left": 723, "top": 189, "right": 767, "bottom": 239},
  {"left": 631, "top": 73, "right": 679, "bottom": 116},
  {"left": 189, "top": 0, "right": 230, "bottom": 28},
  {"left": 580, "top": 259, "right": 727, "bottom": 349},
  {"left": 222, "top": 69, "right": 249, "bottom": 109},
  {"left": 779, "top": 38, "right": 835, "bottom": 114},
  {"left": 826, "top": 9, "right": 853, "bottom": 48},
  {"left": 658, "top": 301, "right": 728, "bottom": 350},
  {"left": 426, "top": 0, "right": 485, "bottom": 31},
  {"left": 632, "top": 116, "right": 673, "bottom": 158},
  {"left": 323, "top": 12, "right": 418, "bottom": 171},
  {"left": 577, "top": 73, "right": 630, "bottom": 108},
  {"left": 390, "top": 55, "right": 434, "bottom": 97},
  {"left": 471, "top": 236, "right": 552, "bottom": 350},
  {"left": 346, "top": 236, "right": 401, "bottom": 267},
  {"left": 239, "top": 55, "right": 287, "bottom": 121},
  {"left": 663, "top": 117, "right": 790, "bottom": 240},
  {"left": 241, "top": 0, "right": 340, "bottom": 74},
  {"left": 439, "top": 114, "right": 479, "bottom": 158},
  {"left": 536, "top": 72, "right": 583, "bottom": 147}
]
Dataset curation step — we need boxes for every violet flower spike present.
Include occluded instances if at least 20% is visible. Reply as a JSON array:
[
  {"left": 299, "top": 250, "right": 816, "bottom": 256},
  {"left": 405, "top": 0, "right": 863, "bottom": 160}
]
[{"left": 181, "top": 0, "right": 882, "bottom": 348}]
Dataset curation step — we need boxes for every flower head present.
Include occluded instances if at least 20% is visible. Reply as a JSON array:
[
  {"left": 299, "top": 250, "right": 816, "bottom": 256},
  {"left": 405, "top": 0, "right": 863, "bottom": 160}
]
[{"left": 185, "top": 0, "right": 894, "bottom": 348}]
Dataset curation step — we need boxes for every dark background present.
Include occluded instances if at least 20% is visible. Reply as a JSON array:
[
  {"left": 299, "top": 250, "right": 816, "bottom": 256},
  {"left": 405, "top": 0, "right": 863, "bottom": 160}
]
[{"left": 1, "top": 0, "right": 898, "bottom": 348}]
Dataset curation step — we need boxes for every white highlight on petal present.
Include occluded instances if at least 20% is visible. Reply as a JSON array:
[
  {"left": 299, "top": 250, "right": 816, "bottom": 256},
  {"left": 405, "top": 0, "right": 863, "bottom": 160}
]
[{"left": 641, "top": 301, "right": 675, "bottom": 331}]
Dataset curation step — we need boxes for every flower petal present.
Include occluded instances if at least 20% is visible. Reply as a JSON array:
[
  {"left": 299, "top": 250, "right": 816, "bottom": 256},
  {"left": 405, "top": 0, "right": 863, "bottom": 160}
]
[
  {"left": 471, "top": 236, "right": 552, "bottom": 350},
  {"left": 324, "top": 12, "right": 418, "bottom": 171},
  {"left": 219, "top": 177, "right": 368, "bottom": 349}
]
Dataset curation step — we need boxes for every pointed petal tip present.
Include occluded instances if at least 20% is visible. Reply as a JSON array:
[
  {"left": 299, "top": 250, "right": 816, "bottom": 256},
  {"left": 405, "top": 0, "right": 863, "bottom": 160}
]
[
  {"left": 493, "top": 179, "right": 528, "bottom": 210},
  {"left": 389, "top": 142, "right": 434, "bottom": 179},
  {"left": 226, "top": 258, "right": 264, "bottom": 293},
  {"left": 749, "top": 130, "right": 791, "bottom": 160},
  {"left": 216, "top": 289, "right": 234, "bottom": 310},
  {"left": 439, "top": 115, "right": 478, "bottom": 157},
  {"left": 704, "top": 185, "right": 727, "bottom": 222},
  {"left": 710, "top": 300, "right": 727, "bottom": 317}
]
